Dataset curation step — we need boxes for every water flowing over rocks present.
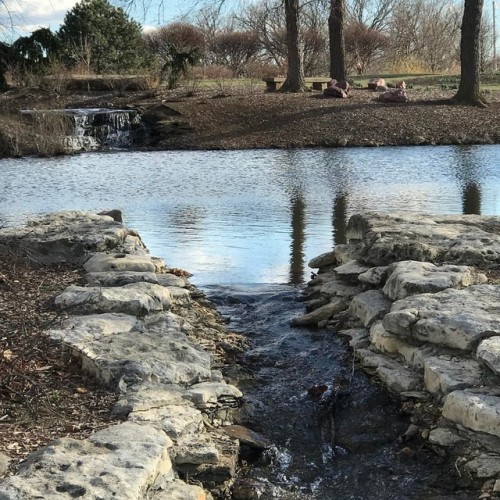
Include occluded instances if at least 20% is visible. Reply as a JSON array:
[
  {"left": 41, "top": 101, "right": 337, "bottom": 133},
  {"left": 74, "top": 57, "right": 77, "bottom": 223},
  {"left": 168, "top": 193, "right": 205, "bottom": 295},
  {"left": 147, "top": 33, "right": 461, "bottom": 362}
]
[
  {"left": 300, "top": 212, "right": 500, "bottom": 492},
  {"left": 0, "top": 211, "right": 248, "bottom": 499}
]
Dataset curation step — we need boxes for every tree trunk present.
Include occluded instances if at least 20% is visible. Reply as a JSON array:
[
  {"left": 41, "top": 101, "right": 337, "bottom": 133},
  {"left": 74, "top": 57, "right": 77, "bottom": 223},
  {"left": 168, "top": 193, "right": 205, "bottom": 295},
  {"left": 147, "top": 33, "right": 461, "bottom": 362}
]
[
  {"left": 454, "top": 0, "right": 486, "bottom": 105},
  {"left": 0, "top": 69, "right": 8, "bottom": 92},
  {"left": 280, "top": 0, "right": 307, "bottom": 92},
  {"left": 329, "top": 0, "right": 346, "bottom": 81}
]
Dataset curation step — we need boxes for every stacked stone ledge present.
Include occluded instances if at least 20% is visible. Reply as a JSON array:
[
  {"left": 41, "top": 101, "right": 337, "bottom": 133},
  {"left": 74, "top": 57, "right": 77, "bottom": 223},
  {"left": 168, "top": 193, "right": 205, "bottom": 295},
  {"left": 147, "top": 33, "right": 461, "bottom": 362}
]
[
  {"left": 299, "top": 212, "right": 500, "bottom": 488},
  {"left": 0, "top": 211, "right": 247, "bottom": 500}
]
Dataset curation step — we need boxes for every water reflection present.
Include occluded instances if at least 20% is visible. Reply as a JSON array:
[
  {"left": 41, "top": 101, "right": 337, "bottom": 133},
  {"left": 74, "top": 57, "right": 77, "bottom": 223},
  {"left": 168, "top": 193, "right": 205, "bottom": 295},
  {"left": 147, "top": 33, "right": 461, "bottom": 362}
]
[
  {"left": 333, "top": 192, "right": 348, "bottom": 244},
  {"left": 289, "top": 192, "right": 306, "bottom": 285},
  {"left": 454, "top": 146, "right": 483, "bottom": 215},
  {"left": 0, "top": 146, "right": 499, "bottom": 284}
]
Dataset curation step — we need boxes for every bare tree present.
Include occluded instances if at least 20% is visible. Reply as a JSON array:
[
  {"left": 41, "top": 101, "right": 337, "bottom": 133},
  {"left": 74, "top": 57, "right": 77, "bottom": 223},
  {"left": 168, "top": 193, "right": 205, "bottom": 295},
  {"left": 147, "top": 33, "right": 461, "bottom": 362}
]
[
  {"left": 280, "top": 0, "right": 307, "bottom": 91},
  {"left": 344, "top": 22, "right": 388, "bottom": 73},
  {"left": 329, "top": 0, "right": 347, "bottom": 81},
  {"left": 347, "top": 0, "right": 397, "bottom": 30},
  {"left": 454, "top": 0, "right": 486, "bottom": 105}
]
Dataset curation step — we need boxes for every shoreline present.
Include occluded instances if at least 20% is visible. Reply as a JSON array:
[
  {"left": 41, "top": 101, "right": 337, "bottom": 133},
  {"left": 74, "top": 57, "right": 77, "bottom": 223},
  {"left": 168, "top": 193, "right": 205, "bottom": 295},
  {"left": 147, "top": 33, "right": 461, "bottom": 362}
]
[{"left": 1, "top": 87, "right": 500, "bottom": 157}]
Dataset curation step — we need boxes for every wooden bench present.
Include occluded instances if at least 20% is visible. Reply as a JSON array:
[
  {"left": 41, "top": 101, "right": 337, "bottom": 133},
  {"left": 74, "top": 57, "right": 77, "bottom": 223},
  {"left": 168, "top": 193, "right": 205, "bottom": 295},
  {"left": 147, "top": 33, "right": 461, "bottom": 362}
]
[{"left": 263, "top": 77, "right": 331, "bottom": 92}]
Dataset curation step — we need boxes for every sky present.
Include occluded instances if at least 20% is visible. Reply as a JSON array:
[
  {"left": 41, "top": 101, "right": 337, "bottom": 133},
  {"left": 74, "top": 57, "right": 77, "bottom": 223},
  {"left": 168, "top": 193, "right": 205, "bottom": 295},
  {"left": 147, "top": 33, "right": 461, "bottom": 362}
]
[{"left": 0, "top": 0, "right": 219, "bottom": 41}]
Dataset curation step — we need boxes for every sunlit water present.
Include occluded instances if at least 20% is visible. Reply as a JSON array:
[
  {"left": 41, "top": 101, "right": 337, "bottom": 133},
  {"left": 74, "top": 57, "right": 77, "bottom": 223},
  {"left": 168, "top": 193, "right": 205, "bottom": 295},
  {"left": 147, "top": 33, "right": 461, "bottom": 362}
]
[
  {"left": 1, "top": 145, "right": 499, "bottom": 498},
  {"left": 1, "top": 145, "right": 499, "bottom": 285}
]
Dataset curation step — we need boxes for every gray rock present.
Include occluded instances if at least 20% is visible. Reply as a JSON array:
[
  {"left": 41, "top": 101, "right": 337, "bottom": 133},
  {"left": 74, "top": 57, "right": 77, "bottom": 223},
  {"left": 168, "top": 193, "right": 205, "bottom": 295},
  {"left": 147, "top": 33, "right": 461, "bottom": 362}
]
[
  {"left": 0, "top": 422, "right": 172, "bottom": 499},
  {"left": 465, "top": 454, "right": 500, "bottom": 478},
  {"left": 383, "top": 286, "right": 500, "bottom": 351},
  {"left": 442, "top": 390, "right": 500, "bottom": 438},
  {"left": 168, "top": 287, "right": 191, "bottom": 306},
  {"left": 338, "top": 328, "right": 370, "bottom": 349},
  {"left": 349, "top": 290, "right": 392, "bottom": 327},
  {"left": 291, "top": 298, "right": 347, "bottom": 327},
  {"left": 85, "top": 271, "right": 160, "bottom": 287},
  {"left": 382, "top": 260, "right": 486, "bottom": 301},
  {"left": 218, "top": 425, "right": 271, "bottom": 450},
  {"left": 334, "top": 260, "right": 371, "bottom": 283},
  {"left": 48, "top": 313, "right": 140, "bottom": 346},
  {"left": 156, "top": 274, "right": 187, "bottom": 288},
  {"left": 358, "top": 266, "right": 388, "bottom": 286},
  {"left": 308, "top": 251, "right": 337, "bottom": 269},
  {"left": 186, "top": 382, "right": 242, "bottom": 408},
  {"left": 55, "top": 283, "right": 172, "bottom": 316},
  {"left": 423, "top": 356, "right": 482, "bottom": 395},
  {"left": 345, "top": 212, "right": 500, "bottom": 268},
  {"left": 356, "top": 349, "right": 421, "bottom": 393},
  {"left": 319, "top": 277, "right": 363, "bottom": 299},
  {"left": 173, "top": 435, "right": 219, "bottom": 465},
  {"left": 0, "top": 452, "right": 10, "bottom": 477},
  {"left": 0, "top": 211, "right": 127, "bottom": 264},
  {"left": 112, "top": 382, "right": 189, "bottom": 417},
  {"left": 84, "top": 253, "right": 156, "bottom": 273},
  {"left": 74, "top": 312, "right": 212, "bottom": 386},
  {"left": 428, "top": 428, "right": 464, "bottom": 447},
  {"left": 129, "top": 404, "right": 203, "bottom": 439},
  {"left": 148, "top": 479, "right": 209, "bottom": 500},
  {"left": 477, "top": 337, "right": 500, "bottom": 376}
]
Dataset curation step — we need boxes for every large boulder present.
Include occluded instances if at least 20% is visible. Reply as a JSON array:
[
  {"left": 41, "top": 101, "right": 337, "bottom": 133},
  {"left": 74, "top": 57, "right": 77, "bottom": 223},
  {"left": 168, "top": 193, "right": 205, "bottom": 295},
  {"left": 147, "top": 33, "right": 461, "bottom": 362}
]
[{"left": 383, "top": 285, "right": 500, "bottom": 351}]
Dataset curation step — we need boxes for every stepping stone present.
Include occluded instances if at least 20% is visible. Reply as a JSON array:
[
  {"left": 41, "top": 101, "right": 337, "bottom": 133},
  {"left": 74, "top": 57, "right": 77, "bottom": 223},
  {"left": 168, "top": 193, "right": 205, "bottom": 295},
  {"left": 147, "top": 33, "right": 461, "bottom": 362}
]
[
  {"left": 423, "top": 356, "right": 482, "bottom": 395},
  {"left": 84, "top": 253, "right": 157, "bottom": 273}
]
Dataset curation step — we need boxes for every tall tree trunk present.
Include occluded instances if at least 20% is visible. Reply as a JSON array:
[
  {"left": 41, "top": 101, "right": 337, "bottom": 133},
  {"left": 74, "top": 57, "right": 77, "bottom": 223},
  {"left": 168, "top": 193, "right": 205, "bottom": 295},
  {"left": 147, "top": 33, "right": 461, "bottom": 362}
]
[
  {"left": 454, "top": 0, "right": 486, "bottom": 105},
  {"left": 280, "top": 0, "right": 307, "bottom": 92},
  {"left": 329, "top": 0, "right": 346, "bottom": 81}
]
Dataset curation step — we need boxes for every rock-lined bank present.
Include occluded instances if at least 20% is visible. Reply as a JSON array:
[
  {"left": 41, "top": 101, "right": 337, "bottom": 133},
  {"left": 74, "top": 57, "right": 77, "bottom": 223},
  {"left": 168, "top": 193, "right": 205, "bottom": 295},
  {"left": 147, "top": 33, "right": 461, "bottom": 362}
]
[
  {"left": 0, "top": 211, "right": 249, "bottom": 499},
  {"left": 299, "top": 212, "right": 500, "bottom": 494}
]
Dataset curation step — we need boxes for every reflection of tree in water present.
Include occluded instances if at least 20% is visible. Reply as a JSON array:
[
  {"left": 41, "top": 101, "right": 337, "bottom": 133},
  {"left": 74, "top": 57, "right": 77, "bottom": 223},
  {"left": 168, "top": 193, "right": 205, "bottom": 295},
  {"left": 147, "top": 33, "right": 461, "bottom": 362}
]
[
  {"left": 289, "top": 192, "right": 306, "bottom": 285},
  {"left": 333, "top": 191, "right": 348, "bottom": 245},
  {"left": 454, "top": 146, "right": 482, "bottom": 215}
]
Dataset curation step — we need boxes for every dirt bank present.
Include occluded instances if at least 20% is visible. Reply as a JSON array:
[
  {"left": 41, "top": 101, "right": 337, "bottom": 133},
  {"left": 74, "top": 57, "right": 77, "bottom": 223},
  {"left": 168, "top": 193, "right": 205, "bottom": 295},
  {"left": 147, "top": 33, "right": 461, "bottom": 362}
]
[{"left": 1, "top": 86, "right": 500, "bottom": 157}]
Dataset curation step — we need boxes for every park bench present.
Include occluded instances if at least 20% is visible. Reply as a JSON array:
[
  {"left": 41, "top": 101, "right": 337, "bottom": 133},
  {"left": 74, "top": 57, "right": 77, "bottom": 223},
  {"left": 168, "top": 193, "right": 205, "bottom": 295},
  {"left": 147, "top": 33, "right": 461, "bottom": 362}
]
[{"left": 263, "top": 77, "right": 332, "bottom": 92}]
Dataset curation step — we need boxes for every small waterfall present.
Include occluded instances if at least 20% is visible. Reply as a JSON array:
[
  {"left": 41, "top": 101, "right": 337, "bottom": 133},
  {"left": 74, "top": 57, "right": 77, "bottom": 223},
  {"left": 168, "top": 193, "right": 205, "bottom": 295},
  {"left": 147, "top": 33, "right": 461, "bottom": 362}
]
[{"left": 21, "top": 108, "right": 143, "bottom": 152}]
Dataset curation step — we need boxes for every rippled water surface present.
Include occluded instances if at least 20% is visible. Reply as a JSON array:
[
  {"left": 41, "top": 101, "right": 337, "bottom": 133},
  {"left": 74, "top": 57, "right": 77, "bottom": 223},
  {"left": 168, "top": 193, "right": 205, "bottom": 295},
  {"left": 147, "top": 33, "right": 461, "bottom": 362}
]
[
  {"left": 1, "top": 145, "right": 499, "bottom": 285},
  {"left": 1, "top": 145, "right": 498, "bottom": 498}
]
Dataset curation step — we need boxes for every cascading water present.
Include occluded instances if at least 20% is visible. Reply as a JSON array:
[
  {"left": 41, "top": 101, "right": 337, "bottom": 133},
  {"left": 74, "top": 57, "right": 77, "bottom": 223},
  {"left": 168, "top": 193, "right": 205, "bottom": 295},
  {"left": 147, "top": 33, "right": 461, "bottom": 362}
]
[{"left": 21, "top": 108, "right": 143, "bottom": 151}]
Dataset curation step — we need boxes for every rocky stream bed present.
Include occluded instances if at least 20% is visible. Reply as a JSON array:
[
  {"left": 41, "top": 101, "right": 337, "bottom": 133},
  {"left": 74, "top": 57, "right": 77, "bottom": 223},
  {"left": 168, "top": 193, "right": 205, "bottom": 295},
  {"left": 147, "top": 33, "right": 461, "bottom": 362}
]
[{"left": 0, "top": 211, "right": 499, "bottom": 499}]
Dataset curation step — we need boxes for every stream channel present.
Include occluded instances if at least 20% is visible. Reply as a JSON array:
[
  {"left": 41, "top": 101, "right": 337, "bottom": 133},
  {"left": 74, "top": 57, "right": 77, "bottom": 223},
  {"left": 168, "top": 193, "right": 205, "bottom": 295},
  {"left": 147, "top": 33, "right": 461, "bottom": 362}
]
[{"left": 1, "top": 146, "right": 500, "bottom": 498}]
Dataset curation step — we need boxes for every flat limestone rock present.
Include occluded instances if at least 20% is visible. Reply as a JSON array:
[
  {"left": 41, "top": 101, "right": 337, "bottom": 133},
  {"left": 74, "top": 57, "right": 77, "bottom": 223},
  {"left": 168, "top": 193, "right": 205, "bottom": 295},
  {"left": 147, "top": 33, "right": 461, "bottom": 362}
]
[
  {"left": 383, "top": 261, "right": 486, "bottom": 301},
  {"left": 423, "top": 356, "right": 482, "bottom": 395},
  {"left": 291, "top": 298, "right": 347, "bottom": 327},
  {"left": 186, "top": 382, "right": 243, "bottom": 407},
  {"left": 349, "top": 290, "right": 391, "bottom": 327},
  {"left": 85, "top": 271, "right": 160, "bottom": 287},
  {"left": 218, "top": 425, "right": 271, "bottom": 450},
  {"left": 0, "top": 422, "right": 172, "bottom": 499},
  {"left": 112, "top": 382, "right": 189, "bottom": 417},
  {"left": 358, "top": 266, "right": 388, "bottom": 286},
  {"left": 173, "top": 435, "right": 219, "bottom": 465},
  {"left": 465, "top": 454, "right": 500, "bottom": 478},
  {"left": 477, "top": 337, "right": 500, "bottom": 376},
  {"left": 345, "top": 212, "right": 500, "bottom": 268},
  {"left": 84, "top": 253, "right": 156, "bottom": 273},
  {"left": 334, "top": 260, "right": 371, "bottom": 283},
  {"left": 308, "top": 251, "right": 337, "bottom": 269},
  {"left": 383, "top": 285, "right": 500, "bottom": 351},
  {"left": 149, "top": 479, "right": 208, "bottom": 500},
  {"left": 129, "top": 404, "right": 203, "bottom": 439},
  {"left": 75, "top": 313, "right": 212, "bottom": 386},
  {"left": 428, "top": 428, "right": 464, "bottom": 447},
  {"left": 356, "top": 349, "right": 421, "bottom": 393},
  {"left": 338, "top": 328, "right": 370, "bottom": 349},
  {"left": 319, "top": 277, "right": 363, "bottom": 300},
  {"left": 0, "top": 211, "right": 127, "bottom": 264},
  {"left": 156, "top": 274, "right": 187, "bottom": 288},
  {"left": 47, "top": 313, "right": 140, "bottom": 345},
  {"left": 442, "top": 390, "right": 500, "bottom": 438},
  {"left": 55, "top": 282, "right": 172, "bottom": 316}
]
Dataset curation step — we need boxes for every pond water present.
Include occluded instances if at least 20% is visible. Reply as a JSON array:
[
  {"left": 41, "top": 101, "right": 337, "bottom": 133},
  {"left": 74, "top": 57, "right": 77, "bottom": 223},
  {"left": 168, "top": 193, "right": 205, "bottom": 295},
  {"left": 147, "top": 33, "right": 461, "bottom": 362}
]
[
  {"left": 0, "top": 145, "right": 499, "bottom": 286},
  {"left": 1, "top": 144, "right": 499, "bottom": 498}
]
